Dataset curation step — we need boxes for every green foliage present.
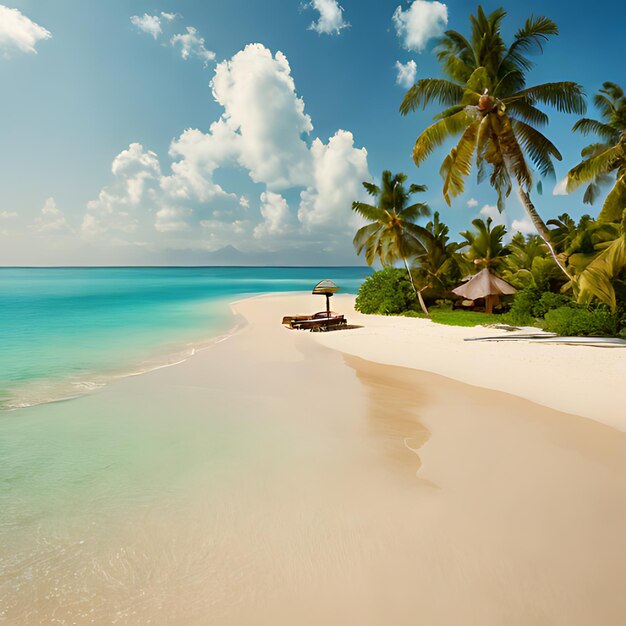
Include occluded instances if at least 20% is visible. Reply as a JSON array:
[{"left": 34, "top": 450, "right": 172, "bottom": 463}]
[
  {"left": 411, "top": 211, "right": 466, "bottom": 291},
  {"left": 459, "top": 216, "right": 509, "bottom": 271},
  {"left": 506, "top": 287, "right": 574, "bottom": 325},
  {"left": 543, "top": 306, "right": 618, "bottom": 336},
  {"left": 533, "top": 292, "right": 573, "bottom": 318},
  {"left": 567, "top": 82, "right": 626, "bottom": 222},
  {"left": 352, "top": 170, "right": 430, "bottom": 267},
  {"left": 355, "top": 268, "right": 416, "bottom": 315},
  {"left": 502, "top": 232, "right": 562, "bottom": 290},
  {"left": 400, "top": 5, "right": 585, "bottom": 219}
]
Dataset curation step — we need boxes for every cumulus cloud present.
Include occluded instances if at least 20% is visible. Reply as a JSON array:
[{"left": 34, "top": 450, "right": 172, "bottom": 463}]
[
  {"left": 552, "top": 177, "right": 569, "bottom": 196},
  {"left": 395, "top": 60, "right": 417, "bottom": 88},
  {"left": 0, "top": 210, "right": 17, "bottom": 219},
  {"left": 82, "top": 143, "right": 161, "bottom": 239},
  {"left": 393, "top": 1, "right": 448, "bottom": 52},
  {"left": 254, "top": 192, "right": 291, "bottom": 238},
  {"left": 84, "top": 44, "right": 371, "bottom": 256},
  {"left": 466, "top": 197, "right": 478, "bottom": 208},
  {"left": 33, "top": 198, "right": 70, "bottom": 233},
  {"left": 511, "top": 218, "right": 536, "bottom": 235},
  {"left": 130, "top": 13, "right": 162, "bottom": 39},
  {"left": 171, "top": 27, "right": 215, "bottom": 65},
  {"left": 0, "top": 4, "right": 51, "bottom": 56},
  {"left": 298, "top": 130, "right": 369, "bottom": 230},
  {"left": 306, "top": 0, "right": 349, "bottom": 35},
  {"left": 479, "top": 204, "right": 506, "bottom": 227},
  {"left": 210, "top": 45, "right": 314, "bottom": 189}
]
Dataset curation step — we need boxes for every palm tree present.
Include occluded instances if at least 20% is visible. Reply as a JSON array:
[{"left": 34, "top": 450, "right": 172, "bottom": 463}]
[
  {"left": 352, "top": 170, "right": 431, "bottom": 315},
  {"left": 548, "top": 211, "right": 626, "bottom": 310},
  {"left": 502, "top": 232, "right": 561, "bottom": 290},
  {"left": 399, "top": 6, "right": 585, "bottom": 278},
  {"left": 566, "top": 82, "right": 626, "bottom": 222},
  {"left": 460, "top": 217, "right": 509, "bottom": 273},
  {"left": 411, "top": 212, "right": 467, "bottom": 292}
]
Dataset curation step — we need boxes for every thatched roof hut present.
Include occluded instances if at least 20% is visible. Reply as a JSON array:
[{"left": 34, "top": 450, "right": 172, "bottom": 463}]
[{"left": 452, "top": 268, "right": 516, "bottom": 313}]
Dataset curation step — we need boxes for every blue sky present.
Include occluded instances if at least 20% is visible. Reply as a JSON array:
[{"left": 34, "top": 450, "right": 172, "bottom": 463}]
[{"left": 0, "top": 0, "right": 623, "bottom": 265}]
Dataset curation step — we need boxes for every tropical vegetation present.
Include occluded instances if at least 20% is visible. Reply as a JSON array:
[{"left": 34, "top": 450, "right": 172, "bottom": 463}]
[{"left": 349, "top": 6, "right": 625, "bottom": 338}]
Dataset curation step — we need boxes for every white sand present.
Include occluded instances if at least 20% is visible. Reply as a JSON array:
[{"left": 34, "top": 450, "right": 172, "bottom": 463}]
[
  {"left": 6, "top": 292, "right": 626, "bottom": 625},
  {"left": 301, "top": 293, "right": 626, "bottom": 431}
]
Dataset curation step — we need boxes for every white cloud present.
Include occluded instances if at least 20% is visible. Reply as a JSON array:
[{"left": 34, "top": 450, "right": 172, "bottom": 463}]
[
  {"left": 171, "top": 27, "right": 215, "bottom": 65},
  {"left": 393, "top": 1, "right": 448, "bottom": 52},
  {"left": 155, "top": 206, "right": 191, "bottom": 233},
  {"left": 82, "top": 143, "right": 160, "bottom": 239},
  {"left": 130, "top": 14, "right": 162, "bottom": 39},
  {"left": 161, "top": 12, "right": 178, "bottom": 22},
  {"left": 395, "top": 60, "right": 417, "bottom": 88},
  {"left": 511, "top": 218, "right": 536, "bottom": 235},
  {"left": 298, "top": 130, "right": 369, "bottom": 230},
  {"left": 466, "top": 197, "right": 478, "bottom": 208},
  {"left": 211, "top": 44, "right": 313, "bottom": 189},
  {"left": 33, "top": 198, "right": 70, "bottom": 233},
  {"left": 479, "top": 204, "right": 506, "bottom": 227},
  {"left": 0, "top": 5, "right": 51, "bottom": 56},
  {"left": 254, "top": 192, "right": 291, "bottom": 238},
  {"left": 83, "top": 44, "right": 371, "bottom": 256},
  {"left": 552, "top": 177, "right": 569, "bottom": 196},
  {"left": 307, "top": 0, "right": 349, "bottom": 35},
  {"left": 0, "top": 210, "right": 17, "bottom": 219}
]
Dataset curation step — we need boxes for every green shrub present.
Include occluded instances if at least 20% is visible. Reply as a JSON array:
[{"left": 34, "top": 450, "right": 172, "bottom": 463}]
[
  {"left": 355, "top": 267, "right": 416, "bottom": 315},
  {"left": 506, "top": 287, "right": 541, "bottom": 325},
  {"left": 533, "top": 292, "right": 574, "bottom": 318},
  {"left": 506, "top": 287, "right": 574, "bottom": 325},
  {"left": 543, "top": 306, "right": 617, "bottom": 337}
]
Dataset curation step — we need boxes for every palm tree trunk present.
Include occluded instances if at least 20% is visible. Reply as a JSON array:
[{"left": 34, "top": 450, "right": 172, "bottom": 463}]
[
  {"left": 402, "top": 257, "right": 429, "bottom": 316},
  {"left": 518, "top": 189, "right": 573, "bottom": 280}
]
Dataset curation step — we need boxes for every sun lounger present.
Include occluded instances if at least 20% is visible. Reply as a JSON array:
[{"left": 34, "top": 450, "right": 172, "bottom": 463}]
[{"left": 283, "top": 311, "right": 347, "bottom": 331}]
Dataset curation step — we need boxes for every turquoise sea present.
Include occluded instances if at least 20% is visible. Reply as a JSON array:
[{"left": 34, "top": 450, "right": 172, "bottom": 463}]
[{"left": 0, "top": 267, "right": 370, "bottom": 410}]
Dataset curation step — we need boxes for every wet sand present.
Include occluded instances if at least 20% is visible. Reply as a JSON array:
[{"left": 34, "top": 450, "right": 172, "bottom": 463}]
[{"left": 2, "top": 294, "right": 626, "bottom": 625}]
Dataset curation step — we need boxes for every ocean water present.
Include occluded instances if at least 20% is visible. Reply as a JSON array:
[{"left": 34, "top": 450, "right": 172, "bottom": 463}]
[{"left": 0, "top": 266, "right": 370, "bottom": 409}]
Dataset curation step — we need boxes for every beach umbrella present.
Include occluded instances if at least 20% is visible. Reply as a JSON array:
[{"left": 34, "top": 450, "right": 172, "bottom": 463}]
[
  {"left": 452, "top": 268, "right": 516, "bottom": 314},
  {"left": 313, "top": 279, "right": 340, "bottom": 319}
]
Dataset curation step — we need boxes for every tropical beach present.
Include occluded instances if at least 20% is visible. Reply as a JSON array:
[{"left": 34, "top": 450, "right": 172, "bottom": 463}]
[
  {"left": 2, "top": 0, "right": 626, "bottom": 624},
  {"left": 3, "top": 291, "right": 626, "bottom": 624}
]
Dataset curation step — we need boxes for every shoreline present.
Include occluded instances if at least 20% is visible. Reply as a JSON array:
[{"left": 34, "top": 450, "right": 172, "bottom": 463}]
[{"left": 4, "top": 291, "right": 626, "bottom": 624}]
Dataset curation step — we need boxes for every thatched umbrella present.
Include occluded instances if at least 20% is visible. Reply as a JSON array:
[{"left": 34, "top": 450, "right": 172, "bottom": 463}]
[
  {"left": 313, "top": 279, "right": 340, "bottom": 320},
  {"left": 452, "top": 268, "right": 516, "bottom": 314}
]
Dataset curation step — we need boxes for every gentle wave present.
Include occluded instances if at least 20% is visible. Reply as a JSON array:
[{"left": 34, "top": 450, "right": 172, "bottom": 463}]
[{"left": 1, "top": 315, "right": 247, "bottom": 412}]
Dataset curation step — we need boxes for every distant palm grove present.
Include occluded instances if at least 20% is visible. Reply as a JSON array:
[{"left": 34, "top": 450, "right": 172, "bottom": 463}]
[{"left": 352, "top": 6, "right": 626, "bottom": 338}]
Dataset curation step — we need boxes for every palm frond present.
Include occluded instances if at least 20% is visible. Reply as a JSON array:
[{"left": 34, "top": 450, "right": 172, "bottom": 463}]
[
  {"left": 412, "top": 109, "right": 474, "bottom": 166},
  {"left": 441, "top": 120, "right": 479, "bottom": 204},
  {"left": 598, "top": 174, "right": 626, "bottom": 222},
  {"left": 567, "top": 143, "right": 624, "bottom": 189},
  {"left": 351, "top": 201, "right": 386, "bottom": 222},
  {"left": 572, "top": 118, "right": 620, "bottom": 141},
  {"left": 506, "top": 82, "right": 586, "bottom": 115},
  {"left": 401, "top": 202, "right": 431, "bottom": 221},
  {"left": 506, "top": 98, "right": 548, "bottom": 126},
  {"left": 512, "top": 119, "right": 562, "bottom": 178},
  {"left": 577, "top": 234, "right": 626, "bottom": 310},
  {"left": 593, "top": 93, "right": 616, "bottom": 120},
  {"left": 400, "top": 79, "right": 464, "bottom": 115},
  {"left": 362, "top": 182, "right": 380, "bottom": 197}
]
